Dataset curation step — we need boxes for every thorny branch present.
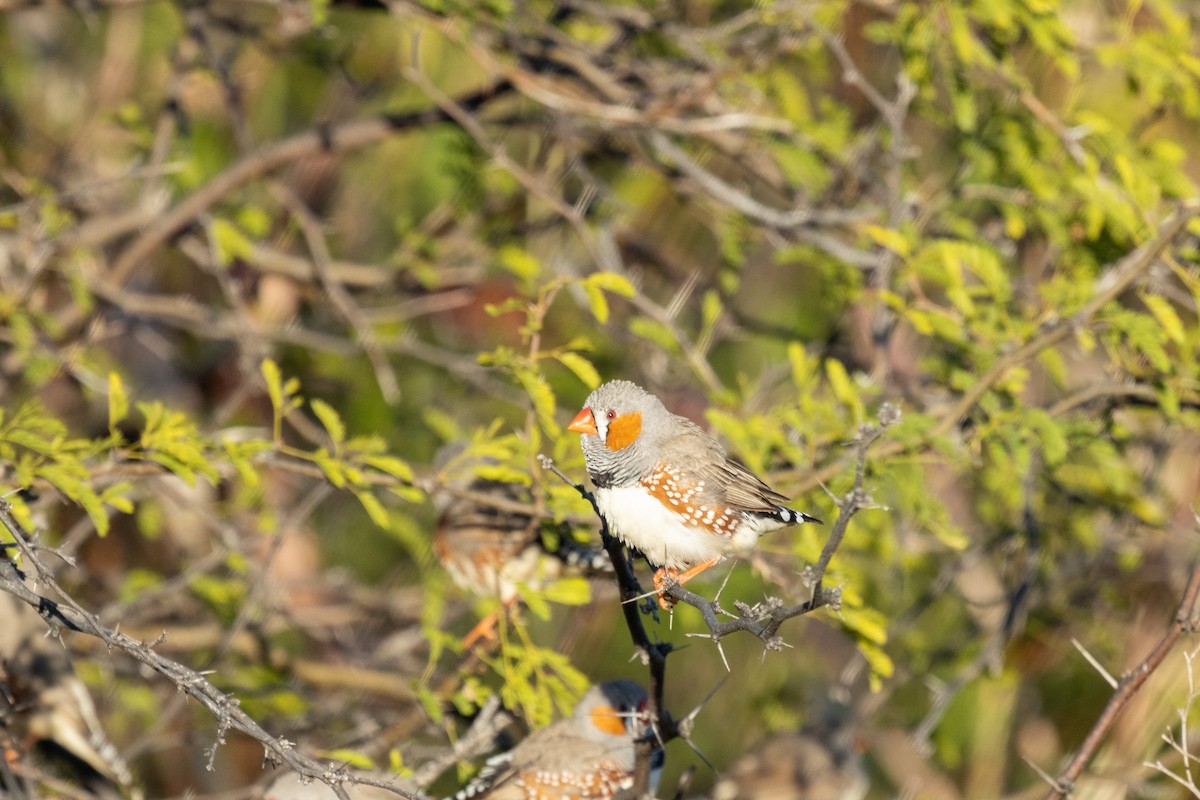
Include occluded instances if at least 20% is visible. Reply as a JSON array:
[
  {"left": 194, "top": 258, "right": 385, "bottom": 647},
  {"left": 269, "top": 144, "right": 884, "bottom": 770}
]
[
  {"left": 538, "top": 402, "right": 893, "bottom": 792},
  {"left": 662, "top": 406, "right": 896, "bottom": 647},
  {"left": 1039, "top": 530, "right": 1200, "bottom": 800},
  {"left": 537, "top": 455, "right": 674, "bottom": 797},
  {"left": 0, "top": 500, "right": 426, "bottom": 800}
]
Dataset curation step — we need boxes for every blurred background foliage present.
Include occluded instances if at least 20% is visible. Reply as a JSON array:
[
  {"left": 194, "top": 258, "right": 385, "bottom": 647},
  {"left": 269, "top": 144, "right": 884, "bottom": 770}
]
[{"left": 0, "top": 0, "right": 1199, "bottom": 798}]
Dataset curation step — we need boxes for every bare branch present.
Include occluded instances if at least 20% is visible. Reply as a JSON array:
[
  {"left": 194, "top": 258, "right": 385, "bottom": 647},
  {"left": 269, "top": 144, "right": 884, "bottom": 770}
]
[
  {"left": 1039, "top": 549, "right": 1200, "bottom": 799},
  {"left": 0, "top": 500, "right": 427, "bottom": 800},
  {"left": 108, "top": 79, "right": 515, "bottom": 284}
]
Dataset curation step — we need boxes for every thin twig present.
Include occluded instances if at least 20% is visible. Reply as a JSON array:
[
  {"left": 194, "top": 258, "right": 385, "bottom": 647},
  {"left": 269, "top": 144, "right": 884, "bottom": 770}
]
[{"left": 1072, "top": 638, "right": 1119, "bottom": 689}]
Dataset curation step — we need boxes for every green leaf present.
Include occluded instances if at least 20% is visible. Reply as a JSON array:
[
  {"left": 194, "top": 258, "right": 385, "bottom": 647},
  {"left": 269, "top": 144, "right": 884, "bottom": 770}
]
[
  {"left": 355, "top": 488, "right": 390, "bottom": 528},
  {"left": 516, "top": 368, "right": 559, "bottom": 437},
  {"left": 497, "top": 245, "right": 541, "bottom": 283},
  {"left": 475, "top": 463, "right": 531, "bottom": 484},
  {"left": 862, "top": 224, "right": 910, "bottom": 257},
  {"left": 541, "top": 576, "right": 592, "bottom": 606},
  {"left": 135, "top": 402, "right": 219, "bottom": 484},
  {"left": 700, "top": 290, "right": 722, "bottom": 332},
  {"left": 931, "top": 522, "right": 970, "bottom": 550},
  {"left": 78, "top": 490, "right": 110, "bottom": 537},
  {"left": 580, "top": 272, "right": 635, "bottom": 324},
  {"left": 416, "top": 686, "right": 444, "bottom": 724},
  {"left": 311, "top": 398, "right": 345, "bottom": 446},
  {"left": 788, "top": 341, "right": 817, "bottom": 389},
  {"left": 190, "top": 575, "right": 247, "bottom": 618},
  {"left": 628, "top": 317, "right": 678, "bottom": 352},
  {"left": 365, "top": 455, "right": 414, "bottom": 482},
  {"left": 583, "top": 281, "right": 610, "bottom": 324},
  {"left": 840, "top": 606, "right": 889, "bottom": 645},
  {"left": 484, "top": 297, "right": 526, "bottom": 318},
  {"left": 211, "top": 218, "right": 254, "bottom": 267},
  {"left": 389, "top": 485, "right": 426, "bottom": 503},
  {"left": 1142, "top": 293, "right": 1186, "bottom": 344},
  {"left": 518, "top": 585, "right": 552, "bottom": 620},
  {"left": 1158, "top": 384, "right": 1181, "bottom": 419},
  {"left": 825, "top": 358, "right": 860, "bottom": 414},
  {"left": 100, "top": 482, "right": 134, "bottom": 514},
  {"left": 108, "top": 372, "right": 129, "bottom": 431},
  {"left": 1026, "top": 409, "right": 1069, "bottom": 466},
  {"left": 586, "top": 272, "right": 635, "bottom": 296},
  {"left": 555, "top": 352, "right": 601, "bottom": 389},
  {"left": 858, "top": 640, "right": 895, "bottom": 692},
  {"left": 313, "top": 450, "right": 346, "bottom": 488},
  {"left": 236, "top": 204, "right": 271, "bottom": 238},
  {"left": 262, "top": 360, "right": 284, "bottom": 412}
]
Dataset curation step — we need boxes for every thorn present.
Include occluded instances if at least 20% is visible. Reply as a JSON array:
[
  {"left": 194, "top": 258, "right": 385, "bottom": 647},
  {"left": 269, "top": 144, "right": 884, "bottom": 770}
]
[
  {"left": 680, "top": 675, "right": 726, "bottom": 729},
  {"left": 1072, "top": 637, "right": 1118, "bottom": 688},
  {"left": 713, "top": 564, "right": 735, "bottom": 604},
  {"left": 622, "top": 586, "right": 662, "bottom": 606},
  {"left": 1023, "top": 755, "right": 1063, "bottom": 791}
]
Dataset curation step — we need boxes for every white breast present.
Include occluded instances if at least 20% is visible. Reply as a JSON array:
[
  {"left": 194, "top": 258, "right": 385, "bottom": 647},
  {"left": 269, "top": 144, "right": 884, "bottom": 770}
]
[{"left": 595, "top": 485, "right": 732, "bottom": 570}]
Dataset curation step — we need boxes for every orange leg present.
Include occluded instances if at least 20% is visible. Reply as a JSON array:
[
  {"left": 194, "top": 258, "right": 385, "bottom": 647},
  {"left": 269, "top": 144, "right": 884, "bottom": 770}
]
[
  {"left": 462, "top": 596, "right": 519, "bottom": 649},
  {"left": 653, "top": 557, "right": 721, "bottom": 609}
]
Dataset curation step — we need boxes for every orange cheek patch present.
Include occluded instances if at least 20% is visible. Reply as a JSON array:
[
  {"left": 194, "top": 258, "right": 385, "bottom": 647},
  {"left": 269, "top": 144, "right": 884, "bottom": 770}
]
[
  {"left": 590, "top": 705, "right": 627, "bottom": 736},
  {"left": 605, "top": 411, "right": 642, "bottom": 451}
]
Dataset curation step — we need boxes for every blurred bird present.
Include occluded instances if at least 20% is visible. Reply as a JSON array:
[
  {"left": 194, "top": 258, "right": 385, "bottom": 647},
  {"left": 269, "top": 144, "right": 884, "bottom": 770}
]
[
  {"left": 433, "top": 450, "right": 612, "bottom": 645},
  {"left": 568, "top": 380, "right": 820, "bottom": 608},
  {"left": 0, "top": 594, "right": 133, "bottom": 797},
  {"left": 710, "top": 728, "right": 867, "bottom": 800},
  {"left": 447, "top": 679, "right": 659, "bottom": 800}
]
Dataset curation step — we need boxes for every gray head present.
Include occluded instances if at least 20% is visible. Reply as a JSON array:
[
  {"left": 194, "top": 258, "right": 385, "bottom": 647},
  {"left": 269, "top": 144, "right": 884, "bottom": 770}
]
[{"left": 567, "top": 380, "right": 673, "bottom": 487}]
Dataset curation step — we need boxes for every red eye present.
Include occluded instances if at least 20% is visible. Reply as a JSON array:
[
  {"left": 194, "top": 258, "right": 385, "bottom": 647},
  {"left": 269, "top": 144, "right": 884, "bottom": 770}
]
[{"left": 606, "top": 410, "right": 617, "bottom": 420}]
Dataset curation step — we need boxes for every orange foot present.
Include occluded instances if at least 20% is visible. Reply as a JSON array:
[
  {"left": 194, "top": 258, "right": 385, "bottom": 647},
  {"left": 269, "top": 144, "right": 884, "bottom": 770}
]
[
  {"left": 652, "top": 557, "right": 721, "bottom": 610},
  {"left": 462, "top": 596, "right": 519, "bottom": 649}
]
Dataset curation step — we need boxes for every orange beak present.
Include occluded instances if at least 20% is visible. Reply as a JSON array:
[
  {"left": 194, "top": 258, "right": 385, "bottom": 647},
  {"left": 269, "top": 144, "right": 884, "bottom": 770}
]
[{"left": 567, "top": 407, "right": 598, "bottom": 435}]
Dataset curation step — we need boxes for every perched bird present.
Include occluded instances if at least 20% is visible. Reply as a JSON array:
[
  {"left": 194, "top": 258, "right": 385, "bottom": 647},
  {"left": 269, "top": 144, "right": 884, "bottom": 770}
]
[
  {"left": 567, "top": 380, "right": 820, "bottom": 607},
  {"left": 433, "top": 454, "right": 611, "bottom": 645},
  {"left": 449, "top": 679, "right": 658, "bottom": 800}
]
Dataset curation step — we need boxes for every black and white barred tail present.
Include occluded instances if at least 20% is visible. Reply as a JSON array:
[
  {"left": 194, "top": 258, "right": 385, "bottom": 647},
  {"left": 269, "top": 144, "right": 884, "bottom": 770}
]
[{"left": 770, "top": 507, "right": 823, "bottom": 526}]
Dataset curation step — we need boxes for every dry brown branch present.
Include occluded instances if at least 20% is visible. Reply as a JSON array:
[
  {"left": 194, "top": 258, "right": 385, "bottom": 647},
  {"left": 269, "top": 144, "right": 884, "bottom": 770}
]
[
  {"left": 270, "top": 181, "right": 401, "bottom": 402},
  {"left": 0, "top": 500, "right": 426, "bottom": 800},
  {"left": 1039, "top": 547, "right": 1200, "bottom": 799},
  {"left": 108, "top": 79, "right": 515, "bottom": 284}
]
